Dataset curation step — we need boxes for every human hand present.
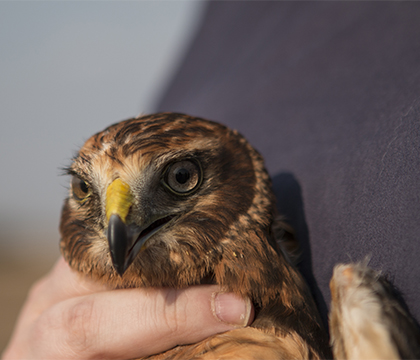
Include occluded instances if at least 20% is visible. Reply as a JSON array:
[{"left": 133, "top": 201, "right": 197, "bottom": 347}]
[{"left": 2, "top": 257, "right": 254, "bottom": 359}]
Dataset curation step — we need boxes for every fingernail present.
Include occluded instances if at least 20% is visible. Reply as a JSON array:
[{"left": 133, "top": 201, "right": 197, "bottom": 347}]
[{"left": 211, "top": 292, "right": 252, "bottom": 327}]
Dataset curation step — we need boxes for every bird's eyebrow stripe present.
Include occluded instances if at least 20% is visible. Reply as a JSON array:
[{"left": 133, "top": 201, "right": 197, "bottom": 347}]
[
  {"left": 63, "top": 167, "right": 90, "bottom": 181},
  {"left": 63, "top": 153, "right": 93, "bottom": 179}
]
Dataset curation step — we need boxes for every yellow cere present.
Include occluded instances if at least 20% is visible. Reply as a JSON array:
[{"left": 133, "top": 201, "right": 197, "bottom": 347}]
[{"left": 105, "top": 178, "right": 133, "bottom": 223}]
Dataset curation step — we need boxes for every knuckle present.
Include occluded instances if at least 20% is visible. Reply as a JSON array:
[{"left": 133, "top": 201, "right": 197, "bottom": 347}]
[
  {"left": 35, "top": 298, "right": 99, "bottom": 357},
  {"left": 163, "top": 289, "right": 188, "bottom": 336},
  {"left": 62, "top": 298, "right": 97, "bottom": 353}
]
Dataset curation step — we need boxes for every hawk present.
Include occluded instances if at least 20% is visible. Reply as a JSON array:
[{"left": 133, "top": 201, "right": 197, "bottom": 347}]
[{"left": 60, "top": 112, "right": 330, "bottom": 359}]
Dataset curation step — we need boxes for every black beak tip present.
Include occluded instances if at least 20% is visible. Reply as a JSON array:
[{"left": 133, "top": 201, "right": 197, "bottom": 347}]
[
  {"left": 114, "top": 262, "right": 128, "bottom": 277},
  {"left": 107, "top": 214, "right": 130, "bottom": 277}
]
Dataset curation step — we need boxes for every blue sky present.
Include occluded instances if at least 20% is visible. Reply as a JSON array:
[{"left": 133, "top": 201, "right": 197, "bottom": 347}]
[{"left": 0, "top": 1, "right": 204, "bottom": 256}]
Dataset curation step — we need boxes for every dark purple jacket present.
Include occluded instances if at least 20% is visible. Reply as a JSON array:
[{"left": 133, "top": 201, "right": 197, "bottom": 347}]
[{"left": 158, "top": 2, "right": 420, "bottom": 327}]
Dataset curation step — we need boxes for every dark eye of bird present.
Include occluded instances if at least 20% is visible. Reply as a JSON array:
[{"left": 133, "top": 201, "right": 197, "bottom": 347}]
[
  {"left": 71, "top": 176, "right": 91, "bottom": 201},
  {"left": 176, "top": 168, "right": 190, "bottom": 184},
  {"left": 164, "top": 160, "right": 202, "bottom": 195}
]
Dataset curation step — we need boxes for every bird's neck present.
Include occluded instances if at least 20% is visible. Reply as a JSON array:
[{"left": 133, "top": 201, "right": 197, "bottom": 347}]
[{"left": 213, "top": 227, "right": 331, "bottom": 357}]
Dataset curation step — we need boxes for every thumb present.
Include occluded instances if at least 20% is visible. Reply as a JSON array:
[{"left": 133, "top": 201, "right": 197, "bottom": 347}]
[{"left": 164, "top": 286, "right": 255, "bottom": 346}]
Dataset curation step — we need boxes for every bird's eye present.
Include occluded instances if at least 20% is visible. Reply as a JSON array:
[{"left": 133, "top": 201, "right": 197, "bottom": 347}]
[
  {"left": 71, "top": 176, "right": 91, "bottom": 202},
  {"left": 163, "top": 160, "right": 202, "bottom": 195}
]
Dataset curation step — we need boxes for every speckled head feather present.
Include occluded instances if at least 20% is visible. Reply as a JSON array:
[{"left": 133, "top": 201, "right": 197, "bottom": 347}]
[{"left": 60, "top": 112, "right": 330, "bottom": 358}]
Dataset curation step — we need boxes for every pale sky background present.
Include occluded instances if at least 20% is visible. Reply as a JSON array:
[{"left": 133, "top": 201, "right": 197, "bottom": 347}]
[{"left": 0, "top": 1, "right": 205, "bottom": 257}]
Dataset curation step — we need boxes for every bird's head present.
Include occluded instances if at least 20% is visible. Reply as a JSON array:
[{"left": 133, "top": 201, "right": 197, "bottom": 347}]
[{"left": 60, "top": 113, "right": 284, "bottom": 299}]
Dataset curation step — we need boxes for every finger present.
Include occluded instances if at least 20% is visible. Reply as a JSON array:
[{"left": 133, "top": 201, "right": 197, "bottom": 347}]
[
  {"left": 29, "top": 285, "right": 254, "bottom": 360},
  {"left": 7, "top": 257, "right": 108, "bottom": 337},
  {"left": 28, "top": 257, "right": 108, "bottom": 310},
  {"left": 42, "top": 257, "right": 109, "bottom": 298}
]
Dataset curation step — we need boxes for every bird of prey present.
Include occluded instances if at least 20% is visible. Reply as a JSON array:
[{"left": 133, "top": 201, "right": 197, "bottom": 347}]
[{"left": 60, "top": 112, "right": 331, "bottom": 359}]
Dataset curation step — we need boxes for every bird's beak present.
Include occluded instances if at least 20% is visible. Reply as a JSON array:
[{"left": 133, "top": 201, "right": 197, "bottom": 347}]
[
  {"left": 106, "top": 178, "right": 174, "bottom": 276},
  {"left": 106, "top": 178, "right": 135, "bottom": 276}
]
